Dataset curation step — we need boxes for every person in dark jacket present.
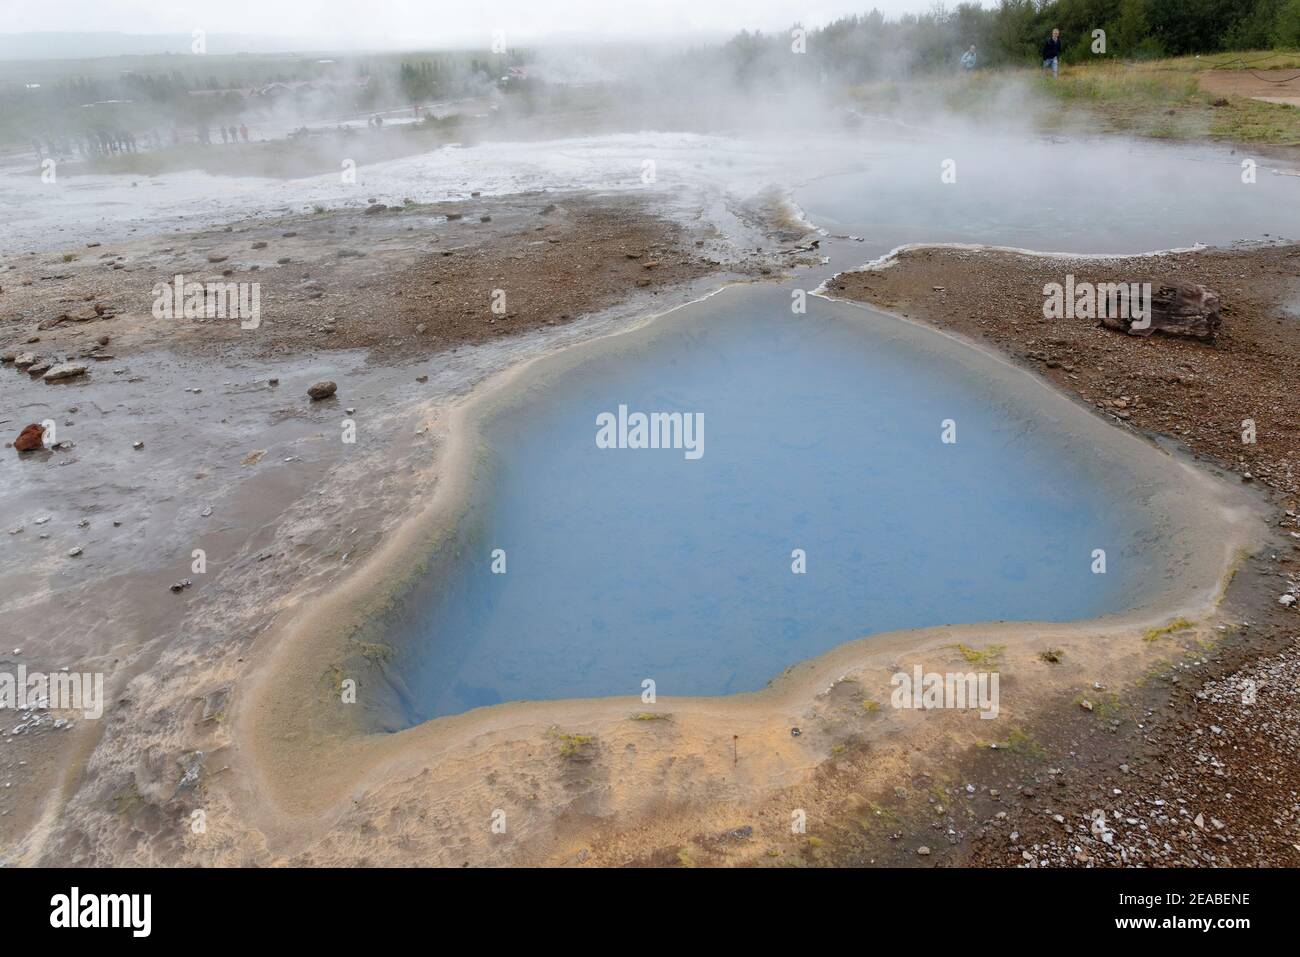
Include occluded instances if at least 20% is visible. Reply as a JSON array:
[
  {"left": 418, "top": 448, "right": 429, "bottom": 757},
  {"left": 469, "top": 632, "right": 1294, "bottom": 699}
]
[{"left": 1042, "top": 28, "right": 1062, "bottom": 78}]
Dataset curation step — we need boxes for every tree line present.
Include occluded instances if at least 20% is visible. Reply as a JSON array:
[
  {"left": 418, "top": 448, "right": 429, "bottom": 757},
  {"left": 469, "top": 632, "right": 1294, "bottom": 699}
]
[{"left": 708, "top": 0, "right": 1300, "bottom": 85}]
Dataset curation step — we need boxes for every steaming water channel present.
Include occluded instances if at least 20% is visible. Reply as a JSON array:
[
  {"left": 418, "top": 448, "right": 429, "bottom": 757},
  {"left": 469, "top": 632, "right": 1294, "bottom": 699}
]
[{"left": 379, "top": 133, "right": 1300, "bottom": 724}]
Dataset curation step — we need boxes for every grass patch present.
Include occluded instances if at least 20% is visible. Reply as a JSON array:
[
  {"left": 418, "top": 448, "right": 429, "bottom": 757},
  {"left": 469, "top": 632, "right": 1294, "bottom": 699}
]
[
  {"left": 628, "top": 711, "right": 671, "bottom": 721},
  {"left": 1136, "top": 658, "right": 1173, "bottom": 688},
  {"left": 1143, "top": 617, "right": 1195, "bottom": 642},
  {"left": 321, "top": 663, "right": 349, "bottom": 699},
  {"left": 351, "top": 641, "right": 394, "bottom": 664},
  {"left": 1001, "top": 726, "right": 1047, "bottom": 761},
  {"left": 954, "top": 643, "right": 1004, "bottom": 666},
  {"left": 1075, "top": 690, "right": 1122, "bottom": 718},
  {"left": 1038, "top": 648, "right": 1063, "bottom": 664},
  {"left": 548, "top": 727, "right": 598, "bottom": 760},
  {"left": 850, "top": 52, "right": 1300, "bottom": 147},
  {"left": 110, "top": 784, "right": 144, "bottom": 816}
]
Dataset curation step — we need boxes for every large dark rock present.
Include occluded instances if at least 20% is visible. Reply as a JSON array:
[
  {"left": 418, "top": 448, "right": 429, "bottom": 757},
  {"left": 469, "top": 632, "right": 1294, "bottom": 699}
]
[{"left": 1102, "top": 281, "right": 1221, "bottom": 339}]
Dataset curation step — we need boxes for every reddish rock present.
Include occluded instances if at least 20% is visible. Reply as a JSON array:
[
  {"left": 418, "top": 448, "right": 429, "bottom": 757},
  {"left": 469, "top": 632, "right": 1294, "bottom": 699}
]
[{"left": 14, "top": 423, "right": 45, "bottom": 452}]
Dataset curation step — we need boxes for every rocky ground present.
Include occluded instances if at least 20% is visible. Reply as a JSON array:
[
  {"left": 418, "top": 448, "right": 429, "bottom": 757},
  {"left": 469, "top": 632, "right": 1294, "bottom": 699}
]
[
  {"left": 957, "top": 622, "right": 1300, "bottom": 867},
  {"left": 0, "top": 190, "right": 799, "bottom": 375},
  {"left": 827, "top": 244, "right": 1300, "bottom": 867}
]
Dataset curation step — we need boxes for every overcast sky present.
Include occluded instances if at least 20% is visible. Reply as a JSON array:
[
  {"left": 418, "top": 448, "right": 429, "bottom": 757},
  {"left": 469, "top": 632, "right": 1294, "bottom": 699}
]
[{"left": 2, "top": 1, "right": 963, "bottom": 46}]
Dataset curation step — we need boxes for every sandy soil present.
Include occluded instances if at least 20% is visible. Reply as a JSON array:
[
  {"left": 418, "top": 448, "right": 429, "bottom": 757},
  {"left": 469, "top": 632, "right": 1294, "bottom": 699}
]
[{"left": 825, "top": 243, "right": 1300, "bottom": 866}]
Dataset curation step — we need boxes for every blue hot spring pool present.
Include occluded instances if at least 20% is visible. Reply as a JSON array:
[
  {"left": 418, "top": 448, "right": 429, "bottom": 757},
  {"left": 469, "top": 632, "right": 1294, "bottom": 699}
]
[
  {"left": 375, "top": 135, "right": 1300, "bottom": 725},
  {"left": 384, "top": 283, "right": 1154, "bottom": 723}
]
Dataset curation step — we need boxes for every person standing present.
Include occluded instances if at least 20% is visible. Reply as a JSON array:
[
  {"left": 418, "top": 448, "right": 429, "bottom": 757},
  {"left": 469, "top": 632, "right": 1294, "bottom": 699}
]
[
  {"left": 960, "top": 44, "right": 977, "bottom": 71},
  {"left": 1042, "top": 28, "right": 1062, "bottom": 78}
]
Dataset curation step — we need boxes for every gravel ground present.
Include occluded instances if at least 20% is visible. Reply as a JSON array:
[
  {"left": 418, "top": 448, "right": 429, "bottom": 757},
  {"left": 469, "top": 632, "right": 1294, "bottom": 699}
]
[
  {"left": 829, "top": 243, "right": 1300, "bottom": 867},
  {"left": 1, "top": 189, "right": 801, "bottom": 376}
]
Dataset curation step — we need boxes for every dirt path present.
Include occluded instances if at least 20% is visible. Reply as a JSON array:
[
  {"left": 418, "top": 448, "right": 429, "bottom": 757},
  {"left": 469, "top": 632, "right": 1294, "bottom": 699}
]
[{"left": 1200, "top": 68, "right": 1300, "bottom": 109}]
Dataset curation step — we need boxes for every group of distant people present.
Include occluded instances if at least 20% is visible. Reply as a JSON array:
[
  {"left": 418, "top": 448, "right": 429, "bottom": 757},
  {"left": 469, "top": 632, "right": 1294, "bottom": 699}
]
[
  {"left": 31, "top": 121, "right": 254, "bottom": 161},
  {"left": 198, "top": 123, "right": 250, "bottom": 145},
  {"left": 33, "top": 130, "right": 140, "bottom": 159},
  {"left": 958, "top": 27, "right": 1063, "bottom": 78}
]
